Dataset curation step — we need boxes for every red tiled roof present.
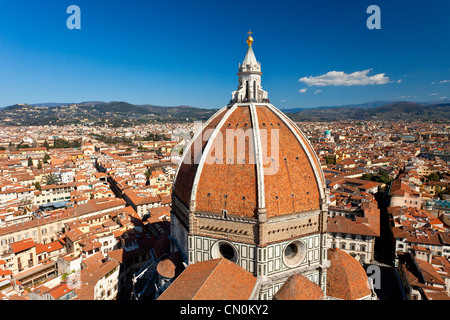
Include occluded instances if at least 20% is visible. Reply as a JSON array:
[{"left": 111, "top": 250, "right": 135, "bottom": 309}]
[
  {"left": 10, "top": 238, "right": 36, "bottom": 254},
  {"left": 417, "top": 259, "right": 446, "bottom": 286},
  {"left": 326, "top": 249, "right": 371, "bottom": 300},
  {"left": 46, "top": 283, "right": 74, "bottom": 299},
  {"left": 157, "top": 258, "right": 257, "bottom": 300},
  {"left": 0, "top": 268, "right": 12, "bottom": 277},
  {"left": 273, "top": 273, "right": 323, "bottom": 300},
  {"left": 35, "top": 241, "right": 63, "bottom": 254}
]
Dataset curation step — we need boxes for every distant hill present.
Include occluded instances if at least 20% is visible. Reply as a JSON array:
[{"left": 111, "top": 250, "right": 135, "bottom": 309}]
[
  {"left": 1, "top": 100, "right": 449, "bottom": 126},
  {"left": 285, "top": 101, "right": 450, "bottom": 122},
  {"left": 0, "top": 101, "right": 218, "bottom": 126},
  {"left": 281, "top": 100, "right": 402, "bottom": 113}
]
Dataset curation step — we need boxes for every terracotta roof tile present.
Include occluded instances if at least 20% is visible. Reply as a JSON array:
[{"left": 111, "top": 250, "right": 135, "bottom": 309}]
[
  {"left": 326, "top": 248, "right": 371, "bottom": 300},
  {"left": 273, "top": 273, "right": 323, "bottom": 300},
  {"left": 10, "top": 238, "right": 36, "bottom": 254},
  {"left": 174, "top": 105, "right": 323, "bottom": 219},
  {"left": 157, "top": 258, "right": 256, "bottom": 300}
]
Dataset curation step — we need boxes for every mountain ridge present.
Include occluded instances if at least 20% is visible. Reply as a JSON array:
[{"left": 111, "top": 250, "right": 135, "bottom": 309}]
[{"left": 1, "top": 100, "right": 449, "bottom": 126}]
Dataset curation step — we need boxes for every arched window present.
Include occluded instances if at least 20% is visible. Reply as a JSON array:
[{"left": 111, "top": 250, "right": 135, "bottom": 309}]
[{"left": 245, "top": 81, "right": 250, "bottom": 101}]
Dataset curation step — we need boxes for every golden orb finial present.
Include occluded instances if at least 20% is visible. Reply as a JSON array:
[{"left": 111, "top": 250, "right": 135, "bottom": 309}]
[{"left": 247, "top": 30, "right": 253, "bottom": 46}]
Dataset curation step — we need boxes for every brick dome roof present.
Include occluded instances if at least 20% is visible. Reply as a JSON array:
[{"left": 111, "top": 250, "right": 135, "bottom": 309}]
[
  {"left": 156, "top": 252, "right": 185, "bottom": 279},
  {"left": 173, "top": 103, "right": 325, "bottom": 219},
  {"left": 273, "top": 273, "right": 324, "bottom": 300},
  {"left": 326, "top": 248, "right": 371, "bottom": 300}
]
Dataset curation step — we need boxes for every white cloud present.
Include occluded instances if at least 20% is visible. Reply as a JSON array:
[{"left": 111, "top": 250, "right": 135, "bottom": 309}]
[
  {"left": 299, "top": 69, "right": 390, "bottom": 86},
  {"left": 298, "top": 88, "right": 308, "bottom": 93},
  {"left": 440, "top": 96, "right": 447, "bottom": 99},
  {"left": 432, "top": 80, "right": 449, "bottom": 84},
  {"left": 397, "top": 79, "right": 402, "bottom": 83},
  {"left": 280, "top": 99, "right": 286, "bottom": 102},
  {"left": 429, "top": 93, "right": 439, "bottom": 96},
  {"left": 314, "top": 89, "right": 322, "bottom": 94}
]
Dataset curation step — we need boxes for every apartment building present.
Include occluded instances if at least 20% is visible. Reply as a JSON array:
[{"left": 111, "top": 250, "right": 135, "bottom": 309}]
[{"left": 33, "top": 183, "right": 77, "bottom": 206}]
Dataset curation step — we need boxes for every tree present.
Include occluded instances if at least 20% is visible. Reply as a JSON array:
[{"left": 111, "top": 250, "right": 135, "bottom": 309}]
[
  {"left": 427, "top": 172, "right": 440, "bottom": 181},
  {"left": 37, "top": 161, "right": 42, "bottom": 169},
  {"left": 43, "top": 153, "right": 50, "bottom": 163},
  {"left": 326, "top": 156, "right": 336, "bottom": 165},
  {"left": 27, "top": 157, "right": 33, "bottom": 167},
  {"left": 362, "top": 171, "right": 391, "bottom": 184},
  {"left": 33, "top": 181, "right": 41, "bottom": 191},
  {"left": 44, "top": 140, "right": 50, "bottom": 150},
  {"left": 377, "top": 171, "right": 391, "bottom": 184},
  {"left": 46, "top": 173, "right": 58, "bottom": 185},
  {"left": 362, "top": 173, "right": 375, "bottom": 181}
]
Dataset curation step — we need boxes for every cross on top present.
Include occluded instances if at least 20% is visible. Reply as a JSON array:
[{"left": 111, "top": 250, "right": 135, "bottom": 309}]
[{"left": 247, "top": 30, "right": 253, "bottom": 37}]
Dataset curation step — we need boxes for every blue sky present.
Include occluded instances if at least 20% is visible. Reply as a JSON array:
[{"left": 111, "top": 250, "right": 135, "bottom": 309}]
[{"left": 0, "top": 0, "right": 449, "bottom": 109}]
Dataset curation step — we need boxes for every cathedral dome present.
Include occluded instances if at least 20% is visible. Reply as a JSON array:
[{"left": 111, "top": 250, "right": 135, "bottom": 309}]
[
  {"left": 167, "top": 33, "right": 330, "bottom": 301},
  {"left": 173, "top": 103, "right": 326, "bottom": 219},
  {"left": 326, "top": 248, "right": 372, "bottom": 300},
  {"left": 173, "top": 34, "right": 326, "bottom": 220},
  {"left": 273, "top": 273, "right": 324, "bottom": 300}
]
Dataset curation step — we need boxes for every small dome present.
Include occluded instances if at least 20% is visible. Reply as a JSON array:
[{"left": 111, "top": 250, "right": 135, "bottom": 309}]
[
  {"left": 326, "top": 248, "right": 371, "bottom": 300},
  {"left": 273, "top": 273, "right": 323, "bottom": 300},
  {"left": 157, "top": 258, "right": 176, "bottom": 279},
  {"left": 156, "top": 252, "right": 185, "bottom": 279}
]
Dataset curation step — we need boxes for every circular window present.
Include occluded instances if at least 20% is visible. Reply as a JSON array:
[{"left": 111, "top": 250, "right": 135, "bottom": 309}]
[
  {"left": 219, "top": 243, "right": 235, "bottom": 260},
  {"left": 283, "top": 240, "right": 306, "bottom": 268},
  {"left": 211, "top": 241, "right": 238, "bottom": 263}
]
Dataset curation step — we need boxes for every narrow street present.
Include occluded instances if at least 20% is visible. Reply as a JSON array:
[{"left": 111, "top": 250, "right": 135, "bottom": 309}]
[{"left": 370, "top": 190, "right": 406, "bottom": 300}]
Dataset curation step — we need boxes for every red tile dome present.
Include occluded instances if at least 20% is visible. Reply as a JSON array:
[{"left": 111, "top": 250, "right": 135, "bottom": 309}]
[
  {"left": 173, "top": 103, "right": 326, "bottom": 219},
  {"left": 273, "top": 273, "right": 324, "bottom": 300}
]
